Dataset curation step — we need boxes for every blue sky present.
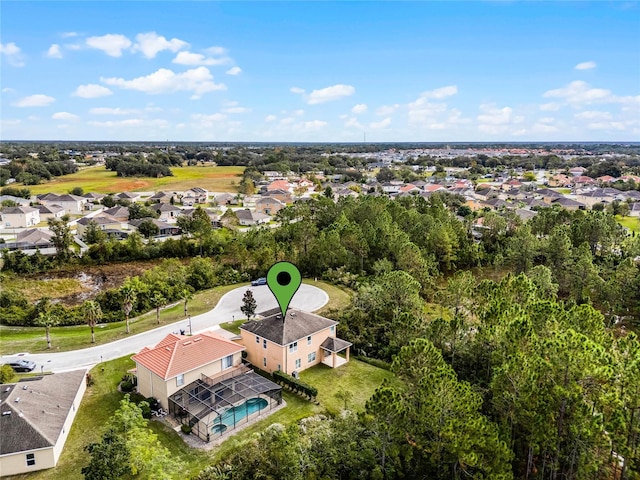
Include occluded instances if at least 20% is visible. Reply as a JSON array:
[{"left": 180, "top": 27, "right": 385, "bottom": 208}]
[{"left": 1, "top": 1, "right": 638, "bottom": 142}]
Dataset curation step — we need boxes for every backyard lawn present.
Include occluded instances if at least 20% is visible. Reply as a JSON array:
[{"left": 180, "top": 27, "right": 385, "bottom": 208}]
[
  {"left": 8, "top": 356, "right": 392, "bottom": 478},
  {"left": 25, "top": 165, "right": 243, "bottom": 195},
  {"left": 616, "top": 215, "right": 640, "bottom": 233}
]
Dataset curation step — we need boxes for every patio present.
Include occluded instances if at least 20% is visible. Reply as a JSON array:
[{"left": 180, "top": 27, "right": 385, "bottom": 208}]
[{"left": 320, "top": 337, "right": 352, "bottom": 368}]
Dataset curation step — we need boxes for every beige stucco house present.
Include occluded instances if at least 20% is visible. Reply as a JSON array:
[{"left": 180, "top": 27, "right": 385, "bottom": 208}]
[
  {"left": 132, "top": 331, "right": 246, "bottom": 410},
  {"left": 239, "top": 309, "right": 352, "bottom": 375},
  {"left": 0, "top": 370, "right": 87, "bottom": 477},
  {"left": 1, "top": 206, "right": 40, "bottom": 228}
]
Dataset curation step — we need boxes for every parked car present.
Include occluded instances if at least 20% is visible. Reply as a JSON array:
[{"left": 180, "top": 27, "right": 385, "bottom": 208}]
[
  {"left": 6, "top": 360, "right": 36, "bottom": 372},
  {"left": 251, "top": 277, "right": 267, "bottom": 286}
]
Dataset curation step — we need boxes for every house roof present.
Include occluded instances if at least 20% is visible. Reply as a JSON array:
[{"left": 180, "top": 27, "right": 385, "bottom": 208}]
[
  {"left": 267, "top": 180, "right": 291, "bottom": 191},
  {"left": 37, "top": 204, "right": 64, "bottom": 214},
  {"left": 132, "top": 331, "right": 244, "bottom": 380},
  {"left": 103, "top": 206, "right": 130, "bottom": 218},
  {"left": 77, "top": 213, "right": 120, "bottom": 226},
  {"left": 54, "top": 194, "right": 85, "bottom": 202},
  {"left": 0, "top": 370, "right": 86, "bottom": 455},
  {"left": 240, "top": 309, "right": 338, "bottom": 346},
  {"left": 16, "top": 228, "right": 54, "bottom": 244},
  {"left": 129, "top": 218, "right": 176, "bottom": 230},
  {"left": 320, "top": 336, "right": 352, "bottom": 352},
  {"left": 1, "top": 206, "right": 38, "bottom": 215}
]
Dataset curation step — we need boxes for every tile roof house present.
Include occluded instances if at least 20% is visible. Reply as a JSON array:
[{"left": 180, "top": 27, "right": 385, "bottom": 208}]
[
  {"left": 132, "top": 331, "right": 246, "bottom": 410},
  {"left": 240, "top": 309, "right": 352, "bottom": 375},
  {"left": 0, "top": 370, "right": 87, "bottom": 476}
]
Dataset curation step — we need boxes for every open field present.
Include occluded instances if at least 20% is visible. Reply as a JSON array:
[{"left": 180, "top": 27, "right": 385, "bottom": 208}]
[
  {"left": 616, "top": 215, "right": 640, "bottom": 233},
  {"left": 25, "top": 165, "right": 243, "bottom": 195},
  {"left": 0, "top": 283, "right": 242, "bottom": 355},
  {"left": 9, "top": 356, "right": 392, "bottom": 479}
]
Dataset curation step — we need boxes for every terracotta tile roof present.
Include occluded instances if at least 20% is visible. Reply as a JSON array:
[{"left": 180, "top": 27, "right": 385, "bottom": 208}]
[{"left": 132, "top": 331, "right": 244, "bottom": 380}]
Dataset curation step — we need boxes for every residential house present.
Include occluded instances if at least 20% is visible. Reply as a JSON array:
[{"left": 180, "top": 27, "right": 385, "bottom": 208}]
[
  {"left": 1, "top": 206, "right": 40, "bottom": 228},
  {"left": 39, "top": 194, "right": 87, "bottom": 214},
  {"left": 76, "top": 214, "right": 123, "bottom": 238},
  {"left": 548, "top": 174, "right": 572, "bottom": 187},
  {"left": 102, "top": 206, "right": 130, "bottom": 222},
  {"left": 36, "top": 204, "right": 65, "bottom": 221},
  {"left": 239, "top": 308, "right": 352, "bottom": 375},
  {"left": 629, "top": 202, "right": 640, "bottom": 218},
  {"left": 569, "top": 166, "right": 588, "bottom": 176},
  {"left": 265, "top": 189, "right": 292, "bottom": 204},
  {"left": 132, "top": 331, "right": 246, "bottom": 410},
  {"left": 536, "top": 188, "right": 565, "bottom": 204},
  {"left": 0, "top": 370, "right": 87, "bottom": 477},
  {"left": 151, "top": 203, "right": 182, "bottom": 223},
  {"left": 214, "top": 193, "right": 235, "bottom": 206},
  {"left": 381, "top": 182, "right": 400, "bottom": 194},
  {"left": 128, "top": 218, "right": 181, "bottom": 237},
  {"left": 180, "top": 208, "right": 221, "bottom": 228},
  {"left": 116, "top": 192, "right": 141, "bottom": 203},
  {"left": 267, "top": 180, "right": 292, "bottom": 193},
  {"left": 575, "top": 189, "right": 613, "bottom": 208},
  {"left": 255, "top": 197, "right": 285, "bottom": 216},
  {"left": 597, "top": 175, "right": 617, "bottom": 184},
  {"left": 2, "top": 229, "right": 55, "bottom": 254},
  {"left": 573, "top": 176, "right": 597, "bottom": 187},
  {"left": 182, "top": 188, "right": 208, "bottom": 206},
  {"left": 399, "top": 184, "right": 419, "bottom": 194},
  {"left": 82, "top": 192, "right": 105, "bottom": 205},
  {"left": 552, "top": 197, "right": 586, "bottom": 211},
  {"left": 149, "top": 191, "right": 174, "bottom": 204},
  {"left": 0, "top": 195, "right": 30, "bottom": 207},
  {"left": 236, "top": 209, "right": 269, "bottom": 226}
]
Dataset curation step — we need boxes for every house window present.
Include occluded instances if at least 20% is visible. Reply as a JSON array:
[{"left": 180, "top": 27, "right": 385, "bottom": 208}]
[
  {"left": 295, "top": 359, "right": 301, "bottom": 369},
  {"left": 26, "top": 453, "right": 35, "bottom": 466},
  {"left": 330, "top": 326, "right": 335, "bottom": 334},
  {"left": 176, "top": 374, "right": 184, "bottom": 386},
  {"left": 289, "top": 342, "right": 298, "bottom": 353},
  {"left": 222, "top": 354, "right": 233, "bottom": 370},
  {"left": 308, "top": 352, "right": 316, "bottom": 363},
  {"left": 277, "top": 364, "right": 281, "bottom": 371},
  {"left": 307, "top": 336, "right": 312, "bottom": 345},
  {"left": 256, "top": 336, "right": 260, "bottom": 343},
  {"left": 263, "top": 339, "right": 267, "bottom": 349},
  {"left": 263, "top": 357, "right": 267, "bottom": 367}
]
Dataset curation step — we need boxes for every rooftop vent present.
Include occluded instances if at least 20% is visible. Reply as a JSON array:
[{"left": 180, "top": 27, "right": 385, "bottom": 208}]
[
  {"left": 2, "top": 411, "right": 11, "bottom": 416},
  {"left": 14, "top": 397, "right": 20, "bottom": 403},
  {"left": 193, "top": 338, "right": 202, "bottom": 343},
  {"left": 289, "top": 312, "right": 296, "bottom": 317},
  {"left": 183, "top": 341, "right": 192, "bottom": 346},
  {"left": 4, "top": 387, "right": 9, "bottom": 393},
  {"left": 22, "top": 385, "right": 28, "bottom": 390}
]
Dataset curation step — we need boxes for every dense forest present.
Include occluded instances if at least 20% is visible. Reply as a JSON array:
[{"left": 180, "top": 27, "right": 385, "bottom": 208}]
[{"left": 2, "top": 193, "right": 639, "bottom": 479}]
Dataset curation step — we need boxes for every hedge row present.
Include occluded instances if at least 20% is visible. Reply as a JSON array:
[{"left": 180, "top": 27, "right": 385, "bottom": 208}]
[{"left": 273, "top": 370, "right": 318, "bottom": 401}]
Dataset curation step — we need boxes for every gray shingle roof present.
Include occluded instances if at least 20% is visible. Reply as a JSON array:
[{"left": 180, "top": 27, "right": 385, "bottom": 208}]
[
  {"left": 320, "top": 336, "right": 352, "bottom": 352},
  {"left": 240, "top": 309, "right": 338, "bottom": 346},
  {"left": 0, "top": 370, "right": 86, "bottom": 455}
]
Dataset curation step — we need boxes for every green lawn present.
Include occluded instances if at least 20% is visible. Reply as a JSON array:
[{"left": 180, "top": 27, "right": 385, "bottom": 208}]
[
  {"left": 0, "top": 283, "right": 244, "bottom": 355},
  {"left": 25, "top": 165, "right": 243, "bottom": 195},
  {"left": 7, "top": 356, "right": 392, "bottom": 478},
  {"left": 616, "top": 215, "right": 640, "bottom": 233}
]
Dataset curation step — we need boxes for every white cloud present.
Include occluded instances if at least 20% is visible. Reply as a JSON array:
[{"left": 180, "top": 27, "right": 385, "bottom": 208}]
[
  {"left": 52, "top": 112, "right": 79, "bottom": 121},
  {"left": 370, "top": 117, "right": 392, "bottom": 129},
  {"left": 0, "top": 42, "right": 25, "bottom": 66},
  {"left": 344, "top": 117, "right": 364, "bottom": 129},
  {"left": 47, "top": 44, "right": 63, "bottom": 59},
  {"left": 543, "top": 80, "right": 611, "bottom": 106},
  {"left": 574, "top": 110, "right": 612, "bottom": 121},
  {"left": 265, "top": 115, "right": 277, "bottom": 122},
  {"left": 132, "top": 32, "right": 188, "bottom": 58},
  {"left": 306, "top": 84, "right": 355, "bottom": 104},
  {"left": 13, "top": 94, "right": 55, "bottom": 107},
  {"left": 540, "top": 102, "right": 561, "bottom": 111},
  {"left": 575, "top": 61, "right": 596, "bottom": 70},
  {"left": 290, "top": 87, "right": 305, "bottom": 94},
  {"left": 61, "top": 32, "right": 79, "bottom": 38},
  {"left": 191, "top": 113, "right": 227, "bottom": 127},
  {"left": 477, "top": 103, "right": 523, "bottom": 125},
  {"left": 421, "top": 85, "right": 458, "bottom": 100},
  {"left": 101, "top": 67, "right": 226, "bottom": 98},
  {"left": 172, "top": 51, "right": 230, "bottom": 66},
  {"left": 89, "top": 107, "right": 137, "bottom": 115},
  {"left": 73, "top": 84, "right": 113, "bottom": 98},
  {"left": 86, "top": 34, "right": 132, "bottom": 57},
  {"left": 351, "top": 104, "right": 367, "bottom": 114},
  {"left": 226, "top": 66, "right": 242, "bottom": 75},
  {"left": 205, "top": 46, "right": 227, "bottom": 56},
  {"left": 88, "top": 118, "right": 169, "bottom": 128},
  {"left": 376, "top": 104, "right": 400, "bottom": 116},
  {"left": 587, "top": 121, "right": 626, "bottom": 130},
  {"left": 223, "top": 106, "right": 250, "bottom": 114},
  {"left": 2, "top": 87, "right": 15, "bottom": 94}
]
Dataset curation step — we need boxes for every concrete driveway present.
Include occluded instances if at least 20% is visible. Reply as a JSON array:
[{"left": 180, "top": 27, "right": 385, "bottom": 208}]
[{"left": 1, "top": 284, "right": 328, "bottom": 373}]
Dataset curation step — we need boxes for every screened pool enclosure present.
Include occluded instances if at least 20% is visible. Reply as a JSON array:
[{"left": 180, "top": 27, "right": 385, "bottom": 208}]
[{"left": 168, "top": 367, "right": 282, "bottom": 441}]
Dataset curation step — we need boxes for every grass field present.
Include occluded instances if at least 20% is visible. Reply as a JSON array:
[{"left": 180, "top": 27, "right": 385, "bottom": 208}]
[
  {"left": 10, "top": 356, "right": 392, "bottom": 479},
  {"left": 616, "top": 215, "right": 640, "bottom": 233},
  {"left": 0, "top": 283, "right": 243, "bottom": 355},
  {"left": 25, "top": 165, "right": 243, "bottom": 195}
]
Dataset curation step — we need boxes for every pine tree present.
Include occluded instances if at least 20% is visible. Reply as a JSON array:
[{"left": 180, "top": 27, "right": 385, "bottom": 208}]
[{"left": 240, "top": 290, "right": 257, "bottom": 320}]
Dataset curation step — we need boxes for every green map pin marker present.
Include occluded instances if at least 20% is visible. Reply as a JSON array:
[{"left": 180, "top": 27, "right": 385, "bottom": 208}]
[{"left": 266, "top": 261, "right": 302, "bottom": 318}]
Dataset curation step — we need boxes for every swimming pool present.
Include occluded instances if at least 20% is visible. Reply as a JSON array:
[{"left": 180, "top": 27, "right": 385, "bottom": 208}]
[{"left": 211, "top": 397, "right": 268, "bottom": 432}]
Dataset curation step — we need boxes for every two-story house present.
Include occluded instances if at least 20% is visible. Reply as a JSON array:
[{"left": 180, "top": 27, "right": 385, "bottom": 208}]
[
  {"left": 239, "top": 309, "right": 352, "bottom": 375},
  {"left": 1, "top": 206, "right": 40, "bottom": 228}
]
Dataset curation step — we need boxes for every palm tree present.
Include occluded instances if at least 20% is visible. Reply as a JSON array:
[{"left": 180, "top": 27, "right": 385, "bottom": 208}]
[
  {"left": 150, "top": 292, "right": 166, "bottom": 325},
  {"left": 180, "top": 288, "right": 193, "bottom": 317},
  {"left": 36, "top": 311, "right": 59, "bottom": 349},
  {"left": 120, "top": 285, "right": 137, "bottom": 334},
  {"left": 83, "top": 300, "right": 103, "bottom": 343}
]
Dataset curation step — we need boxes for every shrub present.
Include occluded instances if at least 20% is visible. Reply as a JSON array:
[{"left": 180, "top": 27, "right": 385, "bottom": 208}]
[
  {"left": 120, "top": 381, "right": 135, "bottom": 393},
  {"left": 181, "top": 424, "right": 192, "bottom": 434},
  {"left": 353, "top": 356, "right": 392, "bottom": 371},
  {"left": 0, "top": 364, "right": 16, "bottom": 384},
  {"left": 272, "top": 370, "right": 318, "bottom": 400}
]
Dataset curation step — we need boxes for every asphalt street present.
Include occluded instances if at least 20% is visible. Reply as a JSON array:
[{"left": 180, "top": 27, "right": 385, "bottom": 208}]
[{"left": 1, "top": 284, "right": 328, "bottom": 373}]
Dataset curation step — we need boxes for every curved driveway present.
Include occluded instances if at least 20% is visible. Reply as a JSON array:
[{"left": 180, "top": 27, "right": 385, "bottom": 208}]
[{"left": 1, "top": 284, "right": 328, "bottom": 373}]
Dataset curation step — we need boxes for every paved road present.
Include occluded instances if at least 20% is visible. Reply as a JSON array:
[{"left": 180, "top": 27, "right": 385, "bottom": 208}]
[{"left": 1, "top": 284, "right": 328, "bottom": 373}]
